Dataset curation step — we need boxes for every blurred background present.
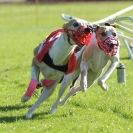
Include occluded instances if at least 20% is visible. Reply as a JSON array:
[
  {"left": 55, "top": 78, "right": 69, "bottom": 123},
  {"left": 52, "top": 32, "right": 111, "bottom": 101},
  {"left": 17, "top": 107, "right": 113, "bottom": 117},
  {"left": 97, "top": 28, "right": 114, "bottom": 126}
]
[{"left": 0, "top": 0, "right": 133, "bottom": 2}]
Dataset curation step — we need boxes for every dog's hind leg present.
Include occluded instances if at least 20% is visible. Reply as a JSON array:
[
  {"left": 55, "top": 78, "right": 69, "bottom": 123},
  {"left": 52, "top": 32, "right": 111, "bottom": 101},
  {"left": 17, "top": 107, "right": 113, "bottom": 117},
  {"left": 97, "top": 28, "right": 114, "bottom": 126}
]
[
  {"left": 21, "top": 58, "right": 40, "bottom": 102},
  {"left": 60, "top": 70, "right": 101, "bottom": 105},
  {"left": 25, "top": 80, "right": 59, "bottom": 119}
]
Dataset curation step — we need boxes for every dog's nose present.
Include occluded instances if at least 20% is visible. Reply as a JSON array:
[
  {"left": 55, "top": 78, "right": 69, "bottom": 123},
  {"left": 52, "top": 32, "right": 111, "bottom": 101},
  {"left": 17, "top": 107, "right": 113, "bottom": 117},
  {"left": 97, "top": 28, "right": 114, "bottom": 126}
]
[
  {"left": 109, "top": 43, "right": 114, "bottom": 48},
  {"left": 109, "top": 42, "right": 118, "bottom": 48},
  {"left": 84, "top": 27, "right": 91, "bottom": 33}
]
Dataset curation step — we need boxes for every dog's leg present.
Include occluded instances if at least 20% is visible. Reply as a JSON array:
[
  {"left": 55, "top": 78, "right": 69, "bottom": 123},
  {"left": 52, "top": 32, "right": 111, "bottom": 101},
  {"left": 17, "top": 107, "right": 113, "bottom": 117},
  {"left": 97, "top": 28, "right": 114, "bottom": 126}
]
[
  {"left": 80, "top": 60, "right": 88, "bottom": 92},
  {"left": 21, "top": 58, "right": 40, "bottom": 102},
  {"left": 60, "top": 70, "right": 100, "bottom": 105},
  {"left": 60, "top": 85, "right": 81, "bottom": 106},
  {"left": 25, "top": 80, "right": 59, "bottom": 119},
  {"left": 60, "top": 75, "right": 83, "bottom": 105},
  {"left": 50, "top": 75, "right": 71, "bottom": 114},
  {"left": 98, "top": 57, "right": 119, "bottom": 91},
  {"left": 50, "top": 72, "right": 77, "bottom": 114}
]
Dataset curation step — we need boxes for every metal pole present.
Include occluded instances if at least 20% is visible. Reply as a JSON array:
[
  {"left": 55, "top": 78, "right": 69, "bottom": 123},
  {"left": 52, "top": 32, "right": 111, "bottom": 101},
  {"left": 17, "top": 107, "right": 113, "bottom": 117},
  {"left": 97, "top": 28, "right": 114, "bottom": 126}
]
[
  {"left": 122, "top": 37, "right": 133, "bottom": 61},
  {"left": 93, "top": 5, "right": 133, "bottom": 25}
]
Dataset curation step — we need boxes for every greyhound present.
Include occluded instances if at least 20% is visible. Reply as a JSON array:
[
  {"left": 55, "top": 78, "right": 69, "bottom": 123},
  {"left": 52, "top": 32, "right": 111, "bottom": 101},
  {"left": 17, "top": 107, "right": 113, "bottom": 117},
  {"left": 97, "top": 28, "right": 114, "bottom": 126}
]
[
  {"left": 50, "top": 23, "right": 120, "bottom": 113},
  {"left": 22, "top": 19, "right": 92, "bottom": 119}
]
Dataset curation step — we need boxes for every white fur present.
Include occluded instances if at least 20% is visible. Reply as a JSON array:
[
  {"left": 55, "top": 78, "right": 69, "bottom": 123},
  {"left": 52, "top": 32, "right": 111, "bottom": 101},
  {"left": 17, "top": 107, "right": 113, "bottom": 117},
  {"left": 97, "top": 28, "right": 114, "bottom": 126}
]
[
  {"left": 24, "top": 19, "right": 89, "bottom": 119},
  {"left": 25, "top": 33, "right": 76, "bottom": 119},
  {"left": 50, "top": 26, "right": 120, "bottom": 113}
]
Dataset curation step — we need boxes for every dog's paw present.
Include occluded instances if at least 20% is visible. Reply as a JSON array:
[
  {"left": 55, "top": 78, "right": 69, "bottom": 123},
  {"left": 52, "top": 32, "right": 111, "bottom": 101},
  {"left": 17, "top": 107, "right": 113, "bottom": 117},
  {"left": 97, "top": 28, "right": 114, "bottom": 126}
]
[
  {"left": 25, "top": 112, "right": 33, "bottom": 119},
  {"left": 98, "top": 80, "right": 108, "bottom": 91},
  {"left": 59, "top": 98, "right": 67, "bottom": 106},
  {"left": 50, "top": 106, "right": 57, "bottom": 114},
  {"left": 59, "top": 100, "right": 64, "bottom": 106},
  {"left": 21, "top": 95, "right": 30, "bottom": 103}
]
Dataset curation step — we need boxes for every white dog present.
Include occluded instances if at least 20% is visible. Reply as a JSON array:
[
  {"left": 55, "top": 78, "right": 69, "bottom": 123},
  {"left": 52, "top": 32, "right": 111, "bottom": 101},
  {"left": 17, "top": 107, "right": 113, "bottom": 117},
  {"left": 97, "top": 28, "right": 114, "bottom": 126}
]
[
  {"left": 50, "top": 23, "right": 120, "bottom": 113},
  {"left": 22, "top": 19, "right": 92, "bottom": 119}
]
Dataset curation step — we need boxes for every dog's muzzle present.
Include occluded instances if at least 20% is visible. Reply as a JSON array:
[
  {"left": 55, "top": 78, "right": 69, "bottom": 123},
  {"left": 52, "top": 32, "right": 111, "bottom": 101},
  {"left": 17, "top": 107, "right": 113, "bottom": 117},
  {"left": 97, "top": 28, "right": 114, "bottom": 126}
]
[
  {"left": 66, "top": 26, "right": 92, "bottom": 46},
  {"left": 98, "top": 36, "right": 119, "bottom": 56}
]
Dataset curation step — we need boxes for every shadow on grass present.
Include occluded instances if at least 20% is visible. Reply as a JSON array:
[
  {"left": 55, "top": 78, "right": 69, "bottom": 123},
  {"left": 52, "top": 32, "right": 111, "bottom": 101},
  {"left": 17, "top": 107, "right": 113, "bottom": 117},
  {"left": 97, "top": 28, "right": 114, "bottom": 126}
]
[
  {"left": 0, "top": 115, "right": 25, "bottom": 123},
  {"left": 0, "top": 103, "right": 75, "bottom": 123},
  {"left": 0, "top": 104, "right": 30, "bottom": 112},
  {"left": 0, "top": 112, "right": 49, "bottom": 123},
  {"left": 120, "top": 57, "right": 130, "bottom": 60},
  {"left": 0, "top": 103, "right": 54, "bottom": 123},
  {"left": 111, "top": 107, "right": 133, "bottom": 121}
]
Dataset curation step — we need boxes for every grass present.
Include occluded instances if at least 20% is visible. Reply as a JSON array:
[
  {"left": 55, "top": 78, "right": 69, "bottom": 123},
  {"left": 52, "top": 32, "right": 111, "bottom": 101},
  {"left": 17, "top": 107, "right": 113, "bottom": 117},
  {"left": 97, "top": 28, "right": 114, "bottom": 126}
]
[{"left": 0, "top": 1, "right": 133, "bottom": 133}]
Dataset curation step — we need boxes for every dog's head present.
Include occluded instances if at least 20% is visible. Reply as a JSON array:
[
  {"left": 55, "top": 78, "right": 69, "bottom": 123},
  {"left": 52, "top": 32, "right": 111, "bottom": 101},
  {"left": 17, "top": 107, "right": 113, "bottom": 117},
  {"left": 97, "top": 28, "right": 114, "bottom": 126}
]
[
  {"left": 95, "top": 23, "right": 119, "bottom": 56},
  {"left": 63, "top": 19, "right": 93, "bottom": 46}
]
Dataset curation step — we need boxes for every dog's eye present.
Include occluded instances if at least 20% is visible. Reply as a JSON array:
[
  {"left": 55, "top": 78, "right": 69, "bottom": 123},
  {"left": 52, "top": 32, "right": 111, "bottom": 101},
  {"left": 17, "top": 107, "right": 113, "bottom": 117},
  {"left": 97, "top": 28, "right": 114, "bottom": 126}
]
[
  {"left": 73, "top": 22, "right": 79, "bottom": 27},
  {"left": 112, "top": 32, "right": 117, "bottom": 37},
  {"left": 101, "top": 32, "right": 107, "bottom": 37}
]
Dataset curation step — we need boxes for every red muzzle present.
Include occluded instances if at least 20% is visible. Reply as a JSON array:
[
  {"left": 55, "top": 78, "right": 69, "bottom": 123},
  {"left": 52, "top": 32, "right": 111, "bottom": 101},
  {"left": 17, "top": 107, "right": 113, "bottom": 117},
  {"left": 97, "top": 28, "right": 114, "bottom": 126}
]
[
  {"left": 66, "top": 26, "right": 92, "bottom": 46},
  {"left": 98, "top": 36, "right": 119, "bottom": 56}
]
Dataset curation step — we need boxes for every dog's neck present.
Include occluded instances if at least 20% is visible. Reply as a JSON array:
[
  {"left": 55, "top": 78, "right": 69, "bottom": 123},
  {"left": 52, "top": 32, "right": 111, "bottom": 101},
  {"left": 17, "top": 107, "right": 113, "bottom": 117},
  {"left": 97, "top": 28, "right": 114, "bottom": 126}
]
[
  {"left": 49, "top": 32, "right": 77, "bottom": 65},
  {"left": 82, "top": 32, "right": 107, "bottom": 63},
  {"left": 89, "top": 33, "right": 101, "bottom": 49}
]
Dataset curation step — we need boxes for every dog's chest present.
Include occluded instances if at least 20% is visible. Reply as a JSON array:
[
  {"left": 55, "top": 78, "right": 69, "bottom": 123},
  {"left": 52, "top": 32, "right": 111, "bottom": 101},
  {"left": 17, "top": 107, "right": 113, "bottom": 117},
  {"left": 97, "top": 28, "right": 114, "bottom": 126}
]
[
  {"left": 49, "top": 35, "right": 74, "bottom": 65},
  {"left": 88, "top": 47, "right": 109, "bottom": 72}
]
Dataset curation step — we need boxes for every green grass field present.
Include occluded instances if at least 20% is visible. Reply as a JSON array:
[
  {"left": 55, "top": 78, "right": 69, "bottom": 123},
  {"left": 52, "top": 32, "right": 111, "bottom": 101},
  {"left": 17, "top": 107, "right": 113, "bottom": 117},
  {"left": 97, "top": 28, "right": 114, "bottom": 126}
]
[{"left": 0, "top": 1, "right": 133, "bottom": 133}]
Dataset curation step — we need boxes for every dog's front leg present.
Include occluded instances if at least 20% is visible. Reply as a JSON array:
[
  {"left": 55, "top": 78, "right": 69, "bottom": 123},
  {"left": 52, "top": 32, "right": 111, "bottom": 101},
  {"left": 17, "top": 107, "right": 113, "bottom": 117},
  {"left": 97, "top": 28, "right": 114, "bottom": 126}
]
[
  {"left": 80, "top": 60, "right": 88, "bottom": 92},
  {"left": 50, "top": 73, "right": 73, "bottom": 114},
  {"left": 98, "top": 57, "right": 119, "bottom": 91}
]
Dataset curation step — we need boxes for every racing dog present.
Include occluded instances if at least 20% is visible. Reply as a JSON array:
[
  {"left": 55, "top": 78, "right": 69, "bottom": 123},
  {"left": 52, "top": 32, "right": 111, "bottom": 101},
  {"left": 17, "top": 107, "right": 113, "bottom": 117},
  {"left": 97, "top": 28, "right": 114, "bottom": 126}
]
[
  {"left": 50, "top": 23, "right": 120, "bottom": 113},
  {"left": 22, "top": 19, "right": 92, "bottom": 119}
]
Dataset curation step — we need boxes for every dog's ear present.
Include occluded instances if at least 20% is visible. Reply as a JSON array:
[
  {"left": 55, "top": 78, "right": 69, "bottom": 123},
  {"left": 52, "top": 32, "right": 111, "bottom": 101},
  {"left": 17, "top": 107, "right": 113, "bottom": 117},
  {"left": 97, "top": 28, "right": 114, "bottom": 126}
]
[
  {"left": 105, "top": 23, "right": 111, "bottom": 26},
  {"left": 105, "top": 23, "right": 116, "bottom": 28},
  {"left": 63, "top": 19, "right": 75, "bottom": 31},
  {"left": 93, "top": 24, "right": 100, "bottom": 32}
]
